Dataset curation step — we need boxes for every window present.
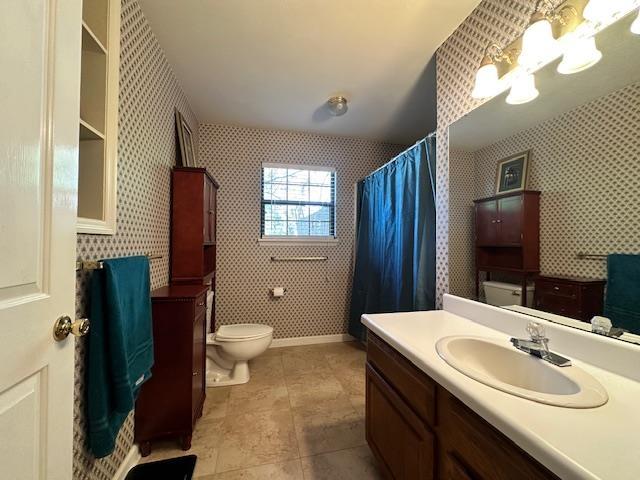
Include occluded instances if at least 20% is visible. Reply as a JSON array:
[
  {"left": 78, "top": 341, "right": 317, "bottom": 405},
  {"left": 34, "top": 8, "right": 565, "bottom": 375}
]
[{"left": 261, "top": 164, "right": 336, "bottom": 238}]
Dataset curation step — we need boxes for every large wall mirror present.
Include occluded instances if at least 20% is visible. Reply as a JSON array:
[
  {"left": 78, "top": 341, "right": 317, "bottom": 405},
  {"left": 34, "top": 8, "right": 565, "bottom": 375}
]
[{"left": 449, "top": 10, "right": 640, "bottom": 345}]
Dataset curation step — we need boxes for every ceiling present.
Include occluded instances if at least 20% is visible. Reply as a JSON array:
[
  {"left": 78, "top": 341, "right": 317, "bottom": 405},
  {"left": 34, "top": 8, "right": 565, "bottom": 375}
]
[{"left": 139, "top": 0, "right": 481, "bottom": 144}]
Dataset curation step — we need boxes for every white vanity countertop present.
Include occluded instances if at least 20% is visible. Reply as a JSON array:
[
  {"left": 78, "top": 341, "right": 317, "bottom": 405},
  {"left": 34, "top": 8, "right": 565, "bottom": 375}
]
[{"left": 362, "top": 304, "right": 640, "bottom": 480}]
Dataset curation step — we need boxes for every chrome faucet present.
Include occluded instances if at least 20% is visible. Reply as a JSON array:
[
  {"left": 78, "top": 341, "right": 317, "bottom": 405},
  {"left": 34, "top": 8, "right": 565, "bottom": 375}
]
[{"left": 511, "top": 322, "right": 572, "bottom": 367}]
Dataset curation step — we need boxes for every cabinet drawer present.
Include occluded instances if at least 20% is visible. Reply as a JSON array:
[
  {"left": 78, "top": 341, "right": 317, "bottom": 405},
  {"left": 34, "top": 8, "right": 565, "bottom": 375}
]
[
  {"left": 536, "top": 294, "right": 580, "bottom": 318},
  {"left": 536, "top": 281, "right": 577, "bottom": 298},
  {"left": 367, "top": 332, "right": 436, "bottom": 427},
  {"left": 438, "top": 388, "right": 557, "bottom": 480}
]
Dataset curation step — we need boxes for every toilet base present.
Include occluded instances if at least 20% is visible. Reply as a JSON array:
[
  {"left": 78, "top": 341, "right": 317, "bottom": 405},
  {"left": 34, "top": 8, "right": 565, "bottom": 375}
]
[{"left": 206, "top": 358, "right": 250, "bottom": 387}]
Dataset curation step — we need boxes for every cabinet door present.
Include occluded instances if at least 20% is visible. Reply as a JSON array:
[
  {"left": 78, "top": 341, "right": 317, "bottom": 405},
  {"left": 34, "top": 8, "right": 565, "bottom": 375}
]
[
  {"left": 192, "top": 310, "right": 205, "bottom": 420},
  {"left": 497, "top": 195, "right": 523, "bottom": 245},
  {"left": 441, "top": 453, "right": 476, "bottom": 480},
  {"left": 203, "top": 177, "right": 212, "bottom": 243},
  {"left": 366, "top": 364, "right": 435, "bottom": 480},
  {"left": 208, "top": 184, "right": 217, "bottom": 243},
  {"left": 475, "top": 200, "right": 498, "bottom": 245}
]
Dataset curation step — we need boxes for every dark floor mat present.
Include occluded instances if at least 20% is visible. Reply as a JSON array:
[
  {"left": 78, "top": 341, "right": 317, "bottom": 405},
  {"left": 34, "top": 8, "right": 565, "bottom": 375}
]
[{"left": 125, "top": 455, "right": 197, "bottom": 480}]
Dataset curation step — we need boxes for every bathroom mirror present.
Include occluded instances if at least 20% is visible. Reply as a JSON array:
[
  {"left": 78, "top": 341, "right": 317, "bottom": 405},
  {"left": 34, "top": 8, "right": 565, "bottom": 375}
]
[{"left": 448, "top": 11, "right": 640, "bottom": 346}]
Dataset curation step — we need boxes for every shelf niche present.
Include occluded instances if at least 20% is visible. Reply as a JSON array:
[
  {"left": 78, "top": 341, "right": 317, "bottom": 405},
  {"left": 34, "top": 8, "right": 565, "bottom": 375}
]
[{"left": 77, "top": 0, "right": 120, "bottom": 235}]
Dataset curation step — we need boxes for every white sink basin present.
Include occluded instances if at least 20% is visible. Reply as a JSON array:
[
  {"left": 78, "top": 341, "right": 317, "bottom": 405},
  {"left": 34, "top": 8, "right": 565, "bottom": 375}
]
[{"left": 436, "top": 336, "right": 608, "bottom": 408}]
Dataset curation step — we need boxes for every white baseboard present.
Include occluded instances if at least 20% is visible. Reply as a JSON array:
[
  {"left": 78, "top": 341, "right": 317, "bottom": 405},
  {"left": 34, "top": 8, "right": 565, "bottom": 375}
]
[
  {"left": 113, "top": 444, "right": 141, "bottom": 480},
  {"left": 270, "top": 333, "right": 354, "bottom": 348}
]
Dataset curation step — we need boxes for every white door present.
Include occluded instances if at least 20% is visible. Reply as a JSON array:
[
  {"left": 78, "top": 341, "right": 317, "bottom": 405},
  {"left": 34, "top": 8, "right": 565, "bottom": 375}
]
[{"left": 0, "top": 0, "right": 82, "bottom": 479}]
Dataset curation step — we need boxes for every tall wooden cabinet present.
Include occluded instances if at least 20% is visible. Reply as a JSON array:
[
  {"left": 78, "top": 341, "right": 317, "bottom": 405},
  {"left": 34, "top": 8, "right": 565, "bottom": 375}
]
[
  {"left": 135, "top": 284, "right": 209, "bottom": 456},
  {"left": 474, "top": 191, "right": 540, "bottom": 306},
  {"left": 170, "top": 167, "right": 219, "bottom": 288}
]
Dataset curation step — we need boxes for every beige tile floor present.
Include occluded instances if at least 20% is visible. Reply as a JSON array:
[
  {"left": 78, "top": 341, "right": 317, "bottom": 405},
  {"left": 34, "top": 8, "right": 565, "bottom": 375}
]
[{"left": 138, "top": 341, "right": 383, "bottom": 479}]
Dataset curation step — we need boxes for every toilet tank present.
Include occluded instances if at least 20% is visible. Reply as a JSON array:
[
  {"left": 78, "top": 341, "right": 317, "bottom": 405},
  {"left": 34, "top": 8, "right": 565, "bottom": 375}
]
[{"left": 483, "top": 281, "right": 534, "bottom": 307}]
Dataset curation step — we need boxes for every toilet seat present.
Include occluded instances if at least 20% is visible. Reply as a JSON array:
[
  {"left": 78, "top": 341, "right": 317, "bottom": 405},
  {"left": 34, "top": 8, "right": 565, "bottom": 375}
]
[{"left": 212, "top": 323, "right": 273, "bottom": 343}]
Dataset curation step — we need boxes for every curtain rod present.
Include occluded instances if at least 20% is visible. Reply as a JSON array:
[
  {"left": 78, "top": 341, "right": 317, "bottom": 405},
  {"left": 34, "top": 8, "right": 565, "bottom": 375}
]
[{"left": 362, "top": 131, "right": 436, "bottom": 181}]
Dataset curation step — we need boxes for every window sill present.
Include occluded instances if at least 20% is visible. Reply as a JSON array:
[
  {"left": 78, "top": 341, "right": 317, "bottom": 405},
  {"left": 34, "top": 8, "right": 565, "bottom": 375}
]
[{"left": 257, "top": 237, "right": 339, "bottom": 246}]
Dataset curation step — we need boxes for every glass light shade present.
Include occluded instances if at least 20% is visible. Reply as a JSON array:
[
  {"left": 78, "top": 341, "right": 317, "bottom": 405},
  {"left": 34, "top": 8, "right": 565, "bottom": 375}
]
[
  {"left": 506, "top": 73, "right": 539, "bottom": 105},
  {"left": 327, "top": 96, "right": 348, "bottom": 116},
  {"left": 583, "top": 0, "right": 630, "bottom": 24},
  {"left": 631, "top": 9, "right": 640, "bottom": 34},
  {"left": 471, "top": 63, "right": 500, "bottom": 99},
  {"left": 519, "top": 19, "right": 561, "bottom": 68},
  {"left": 557, "top": 36, "right": 602, "bottom": 74}
]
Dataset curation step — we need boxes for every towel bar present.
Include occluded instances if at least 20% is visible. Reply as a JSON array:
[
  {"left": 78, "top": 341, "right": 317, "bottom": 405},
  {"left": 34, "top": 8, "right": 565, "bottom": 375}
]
[
  {"left": 270, "top": 256, "right": 328, "bottom": 262},
  {"left": 576, "top": 252, "right": 607, "bottom": 260},
  {"left": 76, "top": 254, "right": 163, "bottom": 271}
]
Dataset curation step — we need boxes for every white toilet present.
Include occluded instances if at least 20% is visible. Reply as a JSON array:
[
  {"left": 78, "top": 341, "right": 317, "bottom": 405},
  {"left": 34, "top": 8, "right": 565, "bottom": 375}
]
[
  {"left": 483, "top": 280, "right": 535, "bottom": 307},
  {"left": 204, "top": 292, "right": 273, "bottom": 387}
]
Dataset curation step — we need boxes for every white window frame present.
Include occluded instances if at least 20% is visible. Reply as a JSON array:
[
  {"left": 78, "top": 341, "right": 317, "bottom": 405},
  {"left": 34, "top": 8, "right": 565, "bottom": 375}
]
[{"left": 258, "top": 162, "right": 339, "bottom": 245}]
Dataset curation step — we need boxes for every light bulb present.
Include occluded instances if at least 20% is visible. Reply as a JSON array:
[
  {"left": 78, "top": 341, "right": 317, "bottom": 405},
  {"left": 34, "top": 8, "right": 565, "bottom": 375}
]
[
  {"left": 519, "top": 18, "right": 561, "bottom": 69},
  {"left": 506, "top": 73, "right": 539, "bottom": 105},
  {"left": 557, "top": 36, "right": 602, "bottom": 74},
  {"left": 584, "top": 0, "right": 634, "bottom": 25},
  {"left": 471, "top": 61, "right": 500, "bottom": 99},
  {"left": 631, "top": 9, "right": 640, "bottom": 34}
]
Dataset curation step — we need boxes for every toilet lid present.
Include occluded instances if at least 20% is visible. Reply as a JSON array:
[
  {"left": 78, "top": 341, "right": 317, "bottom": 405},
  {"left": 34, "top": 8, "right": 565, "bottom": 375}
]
[{"left": 215, "top": 323, "right": 273, "bottom": 341}]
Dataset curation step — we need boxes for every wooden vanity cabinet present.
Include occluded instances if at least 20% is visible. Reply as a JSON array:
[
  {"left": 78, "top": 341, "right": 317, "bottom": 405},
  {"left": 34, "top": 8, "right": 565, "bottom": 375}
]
[
  {"left": 366, "top": 332, "right": 558, "bottom": 480},
  {"left": 135, "top": 284, "right": 209, "bottom": 456}
]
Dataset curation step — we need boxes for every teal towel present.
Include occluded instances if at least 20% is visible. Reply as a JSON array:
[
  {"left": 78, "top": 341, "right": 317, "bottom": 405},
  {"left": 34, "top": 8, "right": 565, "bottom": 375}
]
[
  {"left": 86, "top": 256, "right": 154, "bottom": 458},
  {"left": 604, "top": 254, "right": 640, "bottom": 335}
]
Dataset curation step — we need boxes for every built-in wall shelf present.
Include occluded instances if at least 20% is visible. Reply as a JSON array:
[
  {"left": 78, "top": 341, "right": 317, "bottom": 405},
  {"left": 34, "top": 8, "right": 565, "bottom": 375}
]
[
  {"left": 81, "top": 21, "right": 107, "bottom": 54},
  {"left": 79, "top": 119, "right": 104, "bottom": 140},
  {"left": 77, "top": 0, "right": 120, "bottom": 235}
]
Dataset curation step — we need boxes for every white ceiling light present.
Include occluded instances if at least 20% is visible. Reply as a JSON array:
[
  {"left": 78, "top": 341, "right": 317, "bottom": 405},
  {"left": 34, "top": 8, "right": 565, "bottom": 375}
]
[
  {"left": 471, "top": 57, "right": 500, "bottom": 99},
  {"left": 631, "top": 9, "right": 640, "bottom": 34},
  {"left": 557, "top": 36, "right": 603, "bottom": 74},
  {"left": 583, "top": 0, "right": 633, "bottom": 25},
  {"left": 327, "top": 96, "right": 348, "bottom": 116},
  {"left": 471, "top": 44, "right": 517, "bottom": 99},
  {"left": 506, "top": 72, "right": 539, "bottom": 105},
  {"left": 519, "top": 13, "right": 561, "bottom": 69}
]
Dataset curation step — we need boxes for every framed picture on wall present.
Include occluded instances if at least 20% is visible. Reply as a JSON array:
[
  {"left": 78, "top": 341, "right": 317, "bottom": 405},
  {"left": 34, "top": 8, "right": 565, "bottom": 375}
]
[
  {"left": 495, "top": 151, "right": 529, "bottom": 194},
  {"left": 175, "top": 108, "right": 197, "bottom": 167}
]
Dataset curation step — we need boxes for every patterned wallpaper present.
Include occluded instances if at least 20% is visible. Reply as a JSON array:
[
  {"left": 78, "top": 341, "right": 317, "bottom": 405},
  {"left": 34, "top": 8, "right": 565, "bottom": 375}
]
[
  {"left": 449, "top": 81, "right": 640, "bottom": 298},
  {"left": 73, "top": 0, "right": 199, "bottom": 478},
  {"left": 435, "top": 0, "right": 563, "bottom": 306},
  {"left": 448, "top": 148, "right": 477, "bottom": 299},
  {"left": 198, "top": 124, "right": 404, "bottom": 339}
]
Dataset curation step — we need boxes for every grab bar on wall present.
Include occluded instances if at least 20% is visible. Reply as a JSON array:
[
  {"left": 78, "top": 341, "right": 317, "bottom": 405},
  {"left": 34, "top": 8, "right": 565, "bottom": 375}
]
[
  {"left": 270, "top": 256, "right": 328, "bottom": 262},
  {"left": 576, "top": 252, "right": 607, "bottom": 260},
  {"left": 76, "top": 254, "right": 163, "bottom": 271}
]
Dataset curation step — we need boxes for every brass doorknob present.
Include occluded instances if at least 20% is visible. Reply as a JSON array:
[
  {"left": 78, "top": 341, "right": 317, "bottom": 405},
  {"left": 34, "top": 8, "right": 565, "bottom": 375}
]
[{"left": 53, "top": 316, "right": 90, "bottom": 341}]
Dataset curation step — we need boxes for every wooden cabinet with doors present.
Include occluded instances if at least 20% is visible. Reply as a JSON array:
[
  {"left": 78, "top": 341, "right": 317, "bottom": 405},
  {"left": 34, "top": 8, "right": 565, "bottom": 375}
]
[
  {"left": 170, "top": 167, "right": 219, "bottom": 284},
  {"left": 135, "top": 284, "right": 209, "bottom": 456},
  {"left": 366, "top": 332, "right": 558, "bottom": 480},
  {"left": 474, "top": 191, "right": 540, "bottom": 306}
]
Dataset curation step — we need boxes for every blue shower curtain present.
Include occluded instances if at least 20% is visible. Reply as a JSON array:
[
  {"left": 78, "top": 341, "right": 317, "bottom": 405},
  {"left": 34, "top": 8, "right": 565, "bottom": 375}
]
[{"left": 349, "top": 137, "right": 436, "bottom": 342}]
